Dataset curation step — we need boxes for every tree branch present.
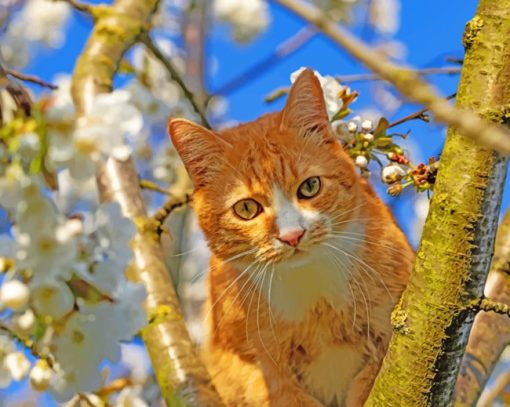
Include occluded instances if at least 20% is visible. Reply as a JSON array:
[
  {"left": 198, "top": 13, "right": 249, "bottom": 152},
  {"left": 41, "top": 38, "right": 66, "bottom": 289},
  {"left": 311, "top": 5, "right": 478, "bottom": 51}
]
[
  {"left": 388, "top": 93, "right": 457, "bottom": 129},
  {"left": 275, "top": 0, "right": 510, "bottom": 155},
  {"left": 455, "top": 209, "right": 510, "bottom": 406},
  {"left": 213, "top": 25, "right": 317, "bottom": 95},
  {"left": 363, "top": 0, "right": 510, "bottom": 403},
  {"left": 71, "top": 1, "right": 222, "bottom": 405},
  {"left": 140, "top": 33, "right": 210, "bottom": 129},
  {"left": 336, "top": 66, "right": 461, "bottom": 84},
  {"left": 4, "top": 69, "right": 57, "bottom": 90}
]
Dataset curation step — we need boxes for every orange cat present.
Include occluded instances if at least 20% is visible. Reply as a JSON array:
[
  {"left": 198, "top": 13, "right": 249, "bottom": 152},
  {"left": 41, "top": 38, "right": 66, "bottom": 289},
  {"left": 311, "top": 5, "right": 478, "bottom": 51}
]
[{"left": 168, "top": 69, "right": 413, "bottom": 406}]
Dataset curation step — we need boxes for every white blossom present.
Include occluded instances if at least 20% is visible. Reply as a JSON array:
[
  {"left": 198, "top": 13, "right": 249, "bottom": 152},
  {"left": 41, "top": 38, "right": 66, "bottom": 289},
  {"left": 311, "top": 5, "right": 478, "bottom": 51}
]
[
  {"left": 355, "top": 155, "right": 368, "bottom": 169},
  {"left": 369, "top": 0, "right": 401, "bottom": 35},
  {"left": 290, "top": 67, "right": 354, "bottom": 120},
  {"left": 381, "top": 164, "right": 407, "bottom": 184},
  {"left": 0, "top": 335, "right": 16, "bottom": 388},
  {"left": 31, "top": 281, "right": 75, "bottom": 320},
  {"left": 14, "top": 308, "right": 37, "bottom": 334},
  {"left": 214, "top": 0, "right": 270, "bottom": 43},
  {"left": 74, "top": 90, "right": 144, "bottom": 161},
  {"left": 114, "top": 386, "right": 149, "bottom": 407},
  {"left": 4, "top": 351, "right": 30, "bottom": 381},
  {"left": 0, "top": 0, "right": 70, "bottom": 67},
  {"left": 0, "top": 280, "right": 30, "bottom": 311},
  {"left": 29, "top": 360, "right": 53, "bottom": 391}
]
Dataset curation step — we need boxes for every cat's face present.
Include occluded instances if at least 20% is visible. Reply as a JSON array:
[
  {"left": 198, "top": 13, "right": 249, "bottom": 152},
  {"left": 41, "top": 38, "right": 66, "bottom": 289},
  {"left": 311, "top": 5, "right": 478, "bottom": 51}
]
[{"left": 169, "top": 69, "right": 361, "bottom": 268}]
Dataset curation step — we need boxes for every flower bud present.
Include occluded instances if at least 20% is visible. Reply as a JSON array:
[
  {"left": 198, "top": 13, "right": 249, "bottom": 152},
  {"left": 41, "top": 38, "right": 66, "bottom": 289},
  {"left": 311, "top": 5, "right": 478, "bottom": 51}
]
[
  {"left": 361, "top": 120, "right": 373, "bottom": 132},
  {"left": 29, "top": 360, "right": 53, "bottom": 391},
  {"left": 347, "top": 121, "right": 358, "bottom": 133},
  {"left": 355, "top": 155, "right": 368, "bottom": 168},
  {"left": 382, "top": 164, "right": 407, "bottom": 184},
  {"left": 362, "top": 133, "right": 374, "bottom": 142}
]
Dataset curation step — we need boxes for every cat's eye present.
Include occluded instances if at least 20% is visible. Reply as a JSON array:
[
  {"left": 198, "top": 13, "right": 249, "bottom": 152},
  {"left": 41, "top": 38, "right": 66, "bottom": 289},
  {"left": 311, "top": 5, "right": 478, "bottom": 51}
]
[
  {"left": 233, "top": 199, "right": 262, "bottom": 220},
  {"left": 298, "top": 177, "right": 321, "bottom": 199}
]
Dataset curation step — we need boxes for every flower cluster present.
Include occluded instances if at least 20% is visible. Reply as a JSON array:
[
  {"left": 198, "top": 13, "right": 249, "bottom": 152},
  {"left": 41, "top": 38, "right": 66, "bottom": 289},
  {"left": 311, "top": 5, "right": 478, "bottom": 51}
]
[{"left": 0, "top": 171, "right": 146, "bottom": 401}]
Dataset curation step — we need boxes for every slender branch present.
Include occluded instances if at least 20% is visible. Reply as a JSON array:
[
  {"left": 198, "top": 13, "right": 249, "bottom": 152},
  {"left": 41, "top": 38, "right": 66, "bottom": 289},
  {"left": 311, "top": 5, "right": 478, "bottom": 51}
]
[
  {"left": 477, "top": 370, "right": 510, "bottom": 407},
  {"left": 213, "top": 25, "right": 317, "bottom": 95},
  {"left": 71, "top": 0, "right": 223, "bottom": 405},
  {"left": 265, "top": 72, "right": 458, "bottom": 104},
  {"left": 388, "top": 93, "right": 457, "bottom": 128},
  {"left": 478, "top": 297, "right": 510, "bottom": 317},
  {"left": 61, "top": 0, "right": 93, "bottom": 14},
  {"left": 4, "top": 69, "right": 58, "bottom": 90},
  {"left": 336, "top": 66, "right": 462, "bottom": 84},
  {"left": 154, "top": 194, "right": 192, "bottom": 236},
  {"left": 275, "top": 0, "right": 510, "bottom": 154},
  {"left": 139, "top": 179, "right": 171, "bottom": 195},
  {"left": 140, "top": 33, "right": 210, "bottom": 129}
]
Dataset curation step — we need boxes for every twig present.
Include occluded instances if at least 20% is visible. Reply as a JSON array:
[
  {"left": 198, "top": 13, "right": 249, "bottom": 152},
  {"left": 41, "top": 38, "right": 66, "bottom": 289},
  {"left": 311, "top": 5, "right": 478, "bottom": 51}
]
[
  {"left": 477, "top": 297, "right": 510, "bottom": 317},
  {"left": 275, "top": 0, "right": 510, "bottom": 154},
  {"left": 62, "top": 0, "right": 93, "bottom": 14},
  {"left": 5, "top": 69, "right": 58, "bottom": 90},
  {"left": 96, "top": 378, "right": 132, "bottom": 398},
  {"left": 336, "top": 66, "right": 461, "bottom": 83},
  {"left": 265, "top": 72, "right": 459, "bottom": 104},
  {"left": 154, "top": 194, "right": 192, "bottom": 236},
  {"left": 477, "top": 370, "right": 510, "bottom": 407},
  {"left": 388, "top": 93, "right": 457, "bottom": 128},
  {"left": 139, "top": 179, "right": 171, "bottom": 195},
  {"left": 213, "top": 25, "right": 317, "bottom": 95},
  {"left": 140, "top": 33, "right": 210, "bottom": 129}
]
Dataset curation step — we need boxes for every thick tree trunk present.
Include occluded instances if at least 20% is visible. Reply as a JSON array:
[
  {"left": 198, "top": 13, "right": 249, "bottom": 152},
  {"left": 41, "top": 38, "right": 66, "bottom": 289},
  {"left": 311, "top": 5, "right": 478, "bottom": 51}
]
[
  {"left": 366, "top": 1, "right": 510, "bottom": 405},
  {"left": 71, "top": 1, "right": 222, "bottom": 405},
  {"left": 454, "top": 209, "right": 510, "bottom": 406}
]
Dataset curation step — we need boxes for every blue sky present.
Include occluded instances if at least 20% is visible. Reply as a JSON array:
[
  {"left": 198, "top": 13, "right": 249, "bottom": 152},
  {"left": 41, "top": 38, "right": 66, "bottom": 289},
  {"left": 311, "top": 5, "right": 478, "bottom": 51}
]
[{"left": 3, "top": 0, "right": 500, "bottom": 405}]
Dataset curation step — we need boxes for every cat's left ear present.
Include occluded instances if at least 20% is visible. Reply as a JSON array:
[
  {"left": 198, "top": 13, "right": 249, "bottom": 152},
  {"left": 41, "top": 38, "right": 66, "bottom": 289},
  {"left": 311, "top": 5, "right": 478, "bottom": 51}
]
[
  {"left": 168, "top": 118, "right": 229, "bottom": 188},
  {"left": 280, "top": 68, "right": 330, "bottom": 138}
]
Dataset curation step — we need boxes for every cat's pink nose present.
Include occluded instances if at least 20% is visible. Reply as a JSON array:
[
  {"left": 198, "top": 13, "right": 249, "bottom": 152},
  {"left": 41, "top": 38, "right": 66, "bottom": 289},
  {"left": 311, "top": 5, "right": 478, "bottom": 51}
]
[{"left": 278, "top": 228, "right": 305, "bottom": 247}]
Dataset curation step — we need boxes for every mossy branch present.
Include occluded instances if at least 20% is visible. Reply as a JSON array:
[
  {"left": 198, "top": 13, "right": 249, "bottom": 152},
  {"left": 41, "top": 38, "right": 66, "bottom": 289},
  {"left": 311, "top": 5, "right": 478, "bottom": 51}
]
[
  {"left": 276, "top": 0, "right": 510, "bottom": 155},
  {"left": 71, "top": 0, "right": 223, "bottom": 405},
  {"left": 455, "top": 209, "right": 510, "bottom": 406},
  {"left": 366, "top": 0, "right": 510, "bottom": 402}
]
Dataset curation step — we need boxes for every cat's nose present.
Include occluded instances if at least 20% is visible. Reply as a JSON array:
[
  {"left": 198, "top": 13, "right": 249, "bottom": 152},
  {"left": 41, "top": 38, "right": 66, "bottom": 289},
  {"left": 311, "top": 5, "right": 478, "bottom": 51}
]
[{"left": 278, "top": 228, "right": 305, "bottom": 247}]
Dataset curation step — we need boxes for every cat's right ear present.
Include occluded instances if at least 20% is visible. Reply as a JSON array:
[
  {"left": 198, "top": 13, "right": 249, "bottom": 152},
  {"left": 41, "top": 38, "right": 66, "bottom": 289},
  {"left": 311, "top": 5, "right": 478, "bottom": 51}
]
[{"left": 168, "top": 118, "right": 228, "bottom": 188}]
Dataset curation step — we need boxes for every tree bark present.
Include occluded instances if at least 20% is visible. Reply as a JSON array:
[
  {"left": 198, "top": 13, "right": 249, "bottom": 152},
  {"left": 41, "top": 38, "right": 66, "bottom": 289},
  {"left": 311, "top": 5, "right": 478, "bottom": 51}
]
[
  {"left": 454, "top": 209, "right": 510, "bottom": 406},
  {"left": 71, "top": 1, "right": 223, "bottom": 405},
  {"left": 366, "top": 1, "right": 510, "bottom": 405}
]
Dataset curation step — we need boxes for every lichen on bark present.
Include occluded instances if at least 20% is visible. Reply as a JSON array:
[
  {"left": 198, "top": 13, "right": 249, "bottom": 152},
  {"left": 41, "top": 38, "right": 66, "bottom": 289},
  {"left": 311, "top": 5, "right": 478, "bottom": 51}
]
[{"left": 366, "top": 0, "right": 510, "bottom": 405}]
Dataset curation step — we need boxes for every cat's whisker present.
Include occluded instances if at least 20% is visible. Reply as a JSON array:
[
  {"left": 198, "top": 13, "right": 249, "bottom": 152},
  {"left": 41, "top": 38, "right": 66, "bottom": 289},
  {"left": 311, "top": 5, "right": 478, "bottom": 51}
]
[
  {"left": 328, "top": 200, "right": 367, "bottom": 221},
  {"left": 212, "top": 264, "right": 259, "bottom": 334},
  {"left": 167, "top": 247, "right": 201, "bottom": 258},
  {"left": 328, "top": 232, "right": 404, "bottom": 255},
  {"left": 323, "top": 242, "right": 372, "bottom": 339},
  {"left": 205, "top": 256, "right": 260, "bottom": 321},
  {"left": 324, "top": 241, "right": 394, "bottom": 304},
  {"left": 324, "top": 247, "right": 359, "bottom": 334},
  {"left": 257, "top": 264, "right": 278, "bottom": 367},
  {"left": 245, "top": 266, "right": 265, "bottom": 346},
  {"left": 191, "top": 248, "right": 257, "bottom": 284}
]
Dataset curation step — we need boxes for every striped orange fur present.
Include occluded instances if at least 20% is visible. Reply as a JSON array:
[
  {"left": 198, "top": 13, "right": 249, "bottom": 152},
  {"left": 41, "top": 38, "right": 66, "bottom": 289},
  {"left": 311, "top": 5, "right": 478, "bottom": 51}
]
[{"left": 168, "top": 69, "right": 413, "bottom": 406}]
